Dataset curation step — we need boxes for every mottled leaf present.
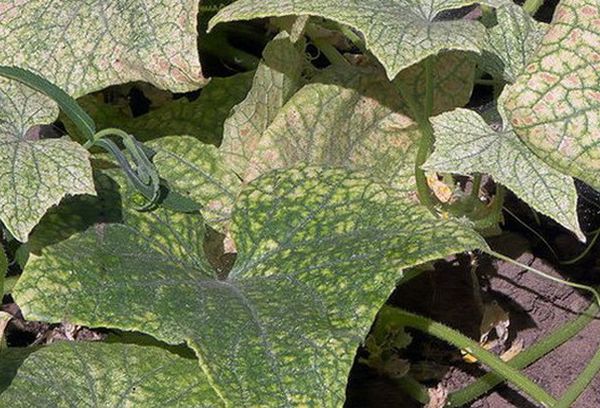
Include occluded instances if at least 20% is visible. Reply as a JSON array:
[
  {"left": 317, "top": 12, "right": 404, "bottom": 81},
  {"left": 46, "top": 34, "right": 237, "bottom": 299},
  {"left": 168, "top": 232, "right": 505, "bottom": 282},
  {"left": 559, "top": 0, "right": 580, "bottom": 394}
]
[
  {"left": 246, "top": 73, "right": 420, "bottom": 193},
  {"left": 0, "top": 82, "right": 95, "bottom": 242},
  {"left": 0, "top": 342, "right": 221, "bottom": 407},
  {"left": 395, "top": 51, "right": 476, "bottom": 115},
  {"left": 14, "top": 166, "right": 486, "bottom": 406},
  {"left": 65, "top": 73, "right": 254, "bottom": 145},
  {"left": 502, "top": 0, "right": 600, "bottom": 190},
  {"left": 209, "top": 0, "right": 507, "bottom": 79},
  {"left": 424, "top": 108, "right": 584, "bottom": 240},
  {"left": 220, "top": 32, "right": 306, "bottom": 176},
  {"left": 481, "top": 3, "right": 547, "bottom": 82},
  {"left": 0, "top": 0, "right": 205, "bottom": 97},
  {"left": 148, "top": 137, "right": 240, "bottom": 225}
]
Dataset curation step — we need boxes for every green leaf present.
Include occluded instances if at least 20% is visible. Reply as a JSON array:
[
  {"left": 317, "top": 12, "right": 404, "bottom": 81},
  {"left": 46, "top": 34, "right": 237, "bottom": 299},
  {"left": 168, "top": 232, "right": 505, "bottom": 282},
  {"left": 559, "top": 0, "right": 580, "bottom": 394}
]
[
  {"left": 0, "top": 342, "right": 221, "bottom": 406},
  {"left": 0, "top": 82, "right": 95, "bottom": 242},
  {"left": 481, "top": 3, "right": 547, "bottom": 82},
  {"left": 0, "top": 244, "right": 6, "bottom": 296},
  {"left": 170, "top": 53, "right": 473, "bottom": 229},
  {"left": 220, "top": 32, "right": 307, "bottom": 176},
  {"left": 65, "top": 73, "right": 254, "bottom": 145},
  {"left": 14, "top": 166, "right": 486, "bottom": 406},
  {"left": 502, "top": 0, "right": 600, "bottom": 191},
  {"left": 423, "top": 108, "right": 584, "bottom": 240},
  {"left": 209, "top": 0, "right": 507, "bottom": 79},
  {"left": 148, "top": 137, "right": 241, "bottom": 225}
]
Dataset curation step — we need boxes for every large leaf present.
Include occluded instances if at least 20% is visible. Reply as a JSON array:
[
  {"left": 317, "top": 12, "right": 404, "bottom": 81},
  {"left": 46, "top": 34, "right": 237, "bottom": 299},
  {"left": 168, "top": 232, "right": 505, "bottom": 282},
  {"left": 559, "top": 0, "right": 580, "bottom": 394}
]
[
  {"left": 481, "top": 3, "right": 547, "bottom": 82},
  {"left": 160, "top": 53, "right": 474, "bottom": 228},
  {"left": 0, "top": 0, "right": 206, "bottom": 241},
  {"left": 219, "top": 32, "right": 307, "bottom": 176},
  {"left": 0, "top": 342, "right": 221, "bottom": 406},
  {"left": 1, "top": 0, "right": 205, "bottom": 97},
  {"left": 502, "top": 0, "right": 600, "bottom": 190},
  {"left": 209, "top": 0, "right": 506, "bottom": 79},
  {"left": 14, "top": 166, "right": 486, "bottom": 406},
  {"left": 0, "top": 82, "right": 95, "bottom": 242},
  {"left": 423, "top": 108, "right": 584, "bottom": 240},
  {"left": 245, "top": 73, "right": 420, "bottom": 192}
]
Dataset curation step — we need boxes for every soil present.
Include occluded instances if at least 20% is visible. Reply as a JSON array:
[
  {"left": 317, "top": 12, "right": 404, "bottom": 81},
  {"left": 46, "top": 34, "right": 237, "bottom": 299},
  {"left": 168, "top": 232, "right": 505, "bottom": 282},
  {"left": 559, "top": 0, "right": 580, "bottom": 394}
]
[{"left": 346, "top": 195, "right": 600, "bottom": 407}]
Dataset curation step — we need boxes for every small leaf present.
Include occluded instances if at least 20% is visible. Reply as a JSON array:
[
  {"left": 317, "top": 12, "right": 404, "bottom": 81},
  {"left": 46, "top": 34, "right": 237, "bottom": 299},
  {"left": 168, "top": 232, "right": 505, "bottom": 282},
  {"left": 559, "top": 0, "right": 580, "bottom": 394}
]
[
  {"left": 502, "top": 0, "right": 600, "bottom": 191},
  {"left": 481, "top": 3, "right": 547, "bottom": 82},
  {"left": 14, "top": 166, "right": 486, "bottom": 406},
  {"left": 209, "top": 0, "right": 507, "bottom": 79},
  {"left": 0, "top": 342, "right": 222, "bottom": 406},
  {"left": 0, "top": 82, "right": 95, "bottom": 242},
  {"left": 423, "top": 108, "right": 584, "bottom": 240}
]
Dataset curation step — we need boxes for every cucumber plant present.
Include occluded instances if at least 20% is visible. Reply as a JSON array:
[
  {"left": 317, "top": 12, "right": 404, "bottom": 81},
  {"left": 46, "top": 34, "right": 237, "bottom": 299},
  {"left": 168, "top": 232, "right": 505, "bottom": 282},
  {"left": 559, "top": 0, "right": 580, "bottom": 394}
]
[{"left": 0, "top": 0, "right": 598, "bottom": 406}]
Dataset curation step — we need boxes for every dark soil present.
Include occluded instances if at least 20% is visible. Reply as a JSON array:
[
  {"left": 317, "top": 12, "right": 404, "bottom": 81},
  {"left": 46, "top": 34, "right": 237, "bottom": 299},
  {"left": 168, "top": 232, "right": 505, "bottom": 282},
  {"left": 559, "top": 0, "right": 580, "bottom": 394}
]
[{"left": 346, "top": 227, "right": 600, "bottom": 408}]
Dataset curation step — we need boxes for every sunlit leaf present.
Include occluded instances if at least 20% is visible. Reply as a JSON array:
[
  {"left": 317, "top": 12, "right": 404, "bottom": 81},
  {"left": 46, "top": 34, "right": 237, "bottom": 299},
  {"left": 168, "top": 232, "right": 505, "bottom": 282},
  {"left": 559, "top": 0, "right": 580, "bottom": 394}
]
[
  {"left": 14, "top": 166, "right": 486, "bottom": 406},
  {"left": 0, "top": 342, "right": 221, "bottom": 407},
  {"left": 502, "top": 0, "right": 600, "bottom": 190},
  {"left": 209, "top": 0, "right": 507, "bottom": 79},
  {"left": 424, "top": 107, "right": 584, "bottom": 240}
]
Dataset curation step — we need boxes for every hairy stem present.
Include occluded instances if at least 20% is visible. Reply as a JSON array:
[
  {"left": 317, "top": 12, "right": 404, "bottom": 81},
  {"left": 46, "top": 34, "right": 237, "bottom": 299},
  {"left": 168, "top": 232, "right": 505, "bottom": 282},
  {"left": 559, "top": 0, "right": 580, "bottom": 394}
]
[
  {"left": 305, "top": 25, "right": 350, "bottom": 67},
  {"left": 383, "top": 306, "right": 557, "bottom": 407},
  {"left": 395, "top": 376, "right": 430, "bottom": 404},
  {"left": 522, "top": 0, "right": 544, "bottom": 15},
  {"left": 470, "top": 174, "right": 482, "bottom": 200},
  {"left": 396, "top": 55, "right": 440, "bottom": 214},
  {"left": 556, "top": 344, "right": 600, "bottom": 408},
  {"left": 448, "top": 299, "right": 599, "bottom": 406}
]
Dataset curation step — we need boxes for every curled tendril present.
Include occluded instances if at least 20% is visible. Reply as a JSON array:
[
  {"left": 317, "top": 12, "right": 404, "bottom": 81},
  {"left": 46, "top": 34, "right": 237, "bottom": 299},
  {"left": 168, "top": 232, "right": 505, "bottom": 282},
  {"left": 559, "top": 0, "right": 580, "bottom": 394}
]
[{"left": 88, "top": 128, "right": 161, "bottom": 210}]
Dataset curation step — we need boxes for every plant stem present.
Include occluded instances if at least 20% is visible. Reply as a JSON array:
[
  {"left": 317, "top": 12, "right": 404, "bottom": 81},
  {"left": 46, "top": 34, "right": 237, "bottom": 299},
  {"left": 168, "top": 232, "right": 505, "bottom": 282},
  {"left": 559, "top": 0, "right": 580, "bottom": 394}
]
[
  {"left": 485, "top": 249, "right": 600, "bottom": 306},
  {"left": 522, "top": 0, "right": 544, "bottom": 15},
  {"left": 471, "top": 174, "right": 482, "bottom": 200},
  {"left": 561, "top": 227, "right": 600, "bottom": 265},
  {"left": 395, "top": 376, "right": 430, "bottom": 404},
  {"left": 555, "top": 344, "right": 600, "bottom": 408},
  {"left": 384, "top": 306, "right": 557, "bottom": 407},
  {"left": 336, "top": 23, "right": 366, "bottom": 53},
  {"left": 503, "top": 206, "right": 560, "bottom": 261},
  {"left": 448, "top": 299, "right": 599, "bottom": 406},
  {"left": 398, "top": 55, "right": 440, "bottom": 214},
  {"left": 305, "top": 25, "right": 350, "bottom": 67}
]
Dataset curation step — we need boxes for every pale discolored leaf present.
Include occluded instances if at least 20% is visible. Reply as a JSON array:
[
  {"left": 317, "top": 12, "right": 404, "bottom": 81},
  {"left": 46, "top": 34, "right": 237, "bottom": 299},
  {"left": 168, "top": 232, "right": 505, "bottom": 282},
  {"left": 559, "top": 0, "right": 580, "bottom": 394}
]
[
  {"left": 481, "top": 3, "right": 547, "bottom": 82},
  {"left": 219, "top": 32, "right": 307, "bottom": 176},
  {"left": 245, "top": 73, "right": 420, "bottom": 193},
  {"left": 423, "top": 108, "right": 584, "bottom": 240},
  {"left": 145, "top": 137, "right": 240, "bottom": 225},
  {"left": 502, "top": 0, "right": 600, "bottom": 190},
  {"left": 0, "top": 82, "right": 95, "bottom": 242},
  {"left": 14, "top": 166, "right": 486, "bottom": 406},
  {"left": 209, "top": 0, "right": 507, "bottom": 79},
  {"left": 0, "top": 0, "right": 206, "bottom": 97},
  {"left": 0, "top": 342, "right": 222, "bottom": 407},
  {"left": 395, "top": 51, "right": 476, "bottom": 115}
]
